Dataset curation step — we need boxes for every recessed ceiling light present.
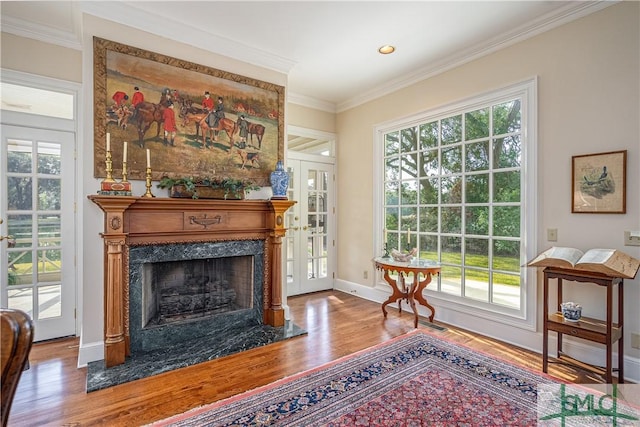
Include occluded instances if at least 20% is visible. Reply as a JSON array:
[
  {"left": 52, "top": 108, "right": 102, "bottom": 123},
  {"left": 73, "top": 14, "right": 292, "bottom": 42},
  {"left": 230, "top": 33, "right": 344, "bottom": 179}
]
[{"left": 378, "top": 45, "right": 395, "bottom": 55}]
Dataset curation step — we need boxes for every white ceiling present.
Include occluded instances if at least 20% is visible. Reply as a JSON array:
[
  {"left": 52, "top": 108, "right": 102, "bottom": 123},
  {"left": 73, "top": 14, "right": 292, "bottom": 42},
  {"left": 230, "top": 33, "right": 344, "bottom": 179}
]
[{"left": 1, "top": 1, "right": 612, "bottom": 112}]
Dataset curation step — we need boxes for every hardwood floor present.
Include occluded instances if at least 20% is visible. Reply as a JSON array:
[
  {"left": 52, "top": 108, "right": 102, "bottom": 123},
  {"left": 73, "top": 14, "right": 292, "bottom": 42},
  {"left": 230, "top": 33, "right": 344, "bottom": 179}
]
[{"left": 9, "top": 291, "right": 603, "bottom": 426}]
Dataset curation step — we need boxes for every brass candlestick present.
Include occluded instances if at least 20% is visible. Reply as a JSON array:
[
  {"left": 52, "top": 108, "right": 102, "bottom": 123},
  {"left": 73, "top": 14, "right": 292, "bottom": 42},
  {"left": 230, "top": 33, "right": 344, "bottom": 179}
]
[
  {"left": 142, "top": 167, "right": 154, "bottom": 198},
  {"left": 103, "top": 149, "right": 116, "bottom": 183},
  {"left": 121, "top": 161, "right": 129, "bottom": 184}
]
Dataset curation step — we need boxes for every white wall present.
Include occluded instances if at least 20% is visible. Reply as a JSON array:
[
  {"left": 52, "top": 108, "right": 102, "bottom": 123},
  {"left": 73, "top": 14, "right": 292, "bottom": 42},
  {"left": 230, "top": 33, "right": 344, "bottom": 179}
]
[
  {"left": 0, "top": 32, "right": 82, "bottom": 82},
  {"left": 287, "top": 103, "right": 336, "bottom": 134},
  {"left": 335, "top": 2, "right": 640, "bottom": 380}
]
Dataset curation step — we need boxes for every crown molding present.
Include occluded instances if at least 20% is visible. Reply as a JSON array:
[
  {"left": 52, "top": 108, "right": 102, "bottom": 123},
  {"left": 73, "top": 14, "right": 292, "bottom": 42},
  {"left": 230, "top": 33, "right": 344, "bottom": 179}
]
[
  {"left": 287, "top": 92, "right": 336, "bottom": 113},
  {"left": 79, "top": 2, "right": 296, "bottom": 75},
  {"left": 1, "top": 14, "right": 82, "bottom": 51},
  {"left": 337, "top": 0, "right": 616, "bottom": 112},
  {"left": 2, "top": 1, "right": 334, "bottom": 113}
]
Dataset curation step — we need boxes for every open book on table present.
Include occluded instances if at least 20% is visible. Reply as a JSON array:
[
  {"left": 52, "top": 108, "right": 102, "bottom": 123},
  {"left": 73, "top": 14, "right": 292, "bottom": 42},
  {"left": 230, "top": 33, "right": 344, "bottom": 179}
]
[{"left": 527, "top": 246, "right": 640, "bottom": 279}]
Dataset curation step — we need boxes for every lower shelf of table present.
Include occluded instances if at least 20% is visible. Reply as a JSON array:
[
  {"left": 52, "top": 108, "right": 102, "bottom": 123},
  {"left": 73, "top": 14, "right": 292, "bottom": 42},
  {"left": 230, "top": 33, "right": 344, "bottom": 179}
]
[{"left": 546, "top": 313, "right": 622, "bottom": 344}]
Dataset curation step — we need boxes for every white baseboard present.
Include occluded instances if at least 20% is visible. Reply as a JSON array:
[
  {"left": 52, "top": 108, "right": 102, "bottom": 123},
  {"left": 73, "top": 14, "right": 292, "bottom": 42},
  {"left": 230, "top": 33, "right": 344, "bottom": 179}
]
[
  {"left": 334, "top": 278, "right": 640, "bottom": 383},
  {"left": 77, "top": 340, "right": 103, "bottom": 368}
]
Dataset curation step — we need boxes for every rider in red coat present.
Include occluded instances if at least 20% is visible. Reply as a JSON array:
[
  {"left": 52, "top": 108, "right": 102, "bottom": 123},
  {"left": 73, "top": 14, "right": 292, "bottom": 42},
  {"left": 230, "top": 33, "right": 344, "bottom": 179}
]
[
  {"left": 163, "top": 102, "right": 177, "bottom": 146},
  {"left": 202, "top": 91, "right": 214, "bottom": 112},
  {"left": 131, "top": 87, "right": 144, "bottom": 107}
]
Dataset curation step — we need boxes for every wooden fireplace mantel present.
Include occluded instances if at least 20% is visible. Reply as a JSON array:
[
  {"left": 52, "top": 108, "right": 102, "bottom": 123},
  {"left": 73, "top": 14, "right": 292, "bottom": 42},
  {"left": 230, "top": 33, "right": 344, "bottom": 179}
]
[{"left": 89, "top": 195, "right": 295, "bottom": 367}]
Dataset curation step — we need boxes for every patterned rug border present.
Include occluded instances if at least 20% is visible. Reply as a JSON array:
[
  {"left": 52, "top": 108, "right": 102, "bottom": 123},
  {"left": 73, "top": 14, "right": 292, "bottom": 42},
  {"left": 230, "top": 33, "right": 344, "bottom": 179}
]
[
  {"left": 149, "top": 329, "right": 565, "bottom": 426},
  {"left": 412, "top": 327, "right": 567, "bottom": 383}
]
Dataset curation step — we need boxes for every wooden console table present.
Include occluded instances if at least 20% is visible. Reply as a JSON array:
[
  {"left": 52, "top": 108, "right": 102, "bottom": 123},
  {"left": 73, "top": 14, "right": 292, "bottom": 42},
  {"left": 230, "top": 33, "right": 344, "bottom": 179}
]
[
  {"left": 542, "top": 267, "right": 624, "bottom": 383},
  {"left": 373, "top": 257, "right": 440, "bottom": 328}
]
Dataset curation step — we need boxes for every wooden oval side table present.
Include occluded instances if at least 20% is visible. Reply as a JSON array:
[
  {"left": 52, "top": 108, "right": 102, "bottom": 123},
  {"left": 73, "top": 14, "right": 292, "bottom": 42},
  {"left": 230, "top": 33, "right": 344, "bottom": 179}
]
[{"left": 373, "top": 257, "right": 441, "bottom": 328}]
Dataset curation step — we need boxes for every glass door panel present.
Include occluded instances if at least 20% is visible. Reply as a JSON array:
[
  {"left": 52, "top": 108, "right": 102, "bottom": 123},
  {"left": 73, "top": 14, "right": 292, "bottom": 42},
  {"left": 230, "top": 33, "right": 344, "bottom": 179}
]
[
  {"left": 1, "top": 126, "right": 75, "bottom": 340},
  {"left": 285, "top": 158, "right": 335, "bottom": 296},
  {"left": 285, "top": 162, "right": 298, "bottom": 288}
]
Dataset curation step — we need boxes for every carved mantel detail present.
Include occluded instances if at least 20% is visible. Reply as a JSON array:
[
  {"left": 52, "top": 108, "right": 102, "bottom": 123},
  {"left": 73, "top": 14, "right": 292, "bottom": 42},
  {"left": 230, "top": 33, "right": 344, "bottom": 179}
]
[{"left": 89, "top": 195, "right": 295, "bottom": 367}]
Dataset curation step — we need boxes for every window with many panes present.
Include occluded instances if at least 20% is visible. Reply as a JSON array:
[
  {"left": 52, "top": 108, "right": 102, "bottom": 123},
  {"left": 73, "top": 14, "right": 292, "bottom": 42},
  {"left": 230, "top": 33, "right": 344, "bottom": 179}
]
[{"left": 378, "top": 80, "right": 536, "bottom": 324}]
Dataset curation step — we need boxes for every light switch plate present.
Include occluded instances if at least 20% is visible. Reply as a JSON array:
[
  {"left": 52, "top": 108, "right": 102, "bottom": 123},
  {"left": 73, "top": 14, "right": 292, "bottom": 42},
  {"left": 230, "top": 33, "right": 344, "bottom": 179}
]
[
  {"left": 624, "top": 231, "right": 640, "bottom": 246},
  {"left": 547, "top": 228, "right": 558, "bottom": 242}
]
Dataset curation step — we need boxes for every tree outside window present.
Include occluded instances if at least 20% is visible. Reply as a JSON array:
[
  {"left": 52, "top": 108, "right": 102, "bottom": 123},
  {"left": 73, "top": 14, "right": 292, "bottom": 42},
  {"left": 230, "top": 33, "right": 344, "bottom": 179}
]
[{"left": 383, "top": 98, "right": 523, "bottom": 310}]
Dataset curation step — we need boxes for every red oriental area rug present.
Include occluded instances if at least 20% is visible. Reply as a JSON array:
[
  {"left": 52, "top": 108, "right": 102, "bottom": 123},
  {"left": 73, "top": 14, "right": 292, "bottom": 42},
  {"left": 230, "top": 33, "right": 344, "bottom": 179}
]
[{"left": 150, "top": 330, "right": 559, "bottom": 426}]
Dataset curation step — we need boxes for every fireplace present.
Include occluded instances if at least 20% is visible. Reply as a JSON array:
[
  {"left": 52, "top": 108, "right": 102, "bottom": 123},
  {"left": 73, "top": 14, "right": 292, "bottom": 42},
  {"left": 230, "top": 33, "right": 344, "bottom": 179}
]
[{"left": 89, "top": 196, "right": 295, "bottom": 367}]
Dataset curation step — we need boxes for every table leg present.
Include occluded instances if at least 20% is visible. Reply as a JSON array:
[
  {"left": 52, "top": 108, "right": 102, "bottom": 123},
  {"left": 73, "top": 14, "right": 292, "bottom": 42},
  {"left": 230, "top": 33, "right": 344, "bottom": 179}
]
[
  {"left": 542, "top": 271, "right": 549, "bottom": 374},
  {"left": 407, "top": 274, "right": 420, "bottom": 328},
  {"left": 606, "top": 282, "right": 613, "bottom": 384},
  {"left": 380, "top": 269, "right": 406, "bottom": 318},
  {"left": 413, "top": 273, "right": 435, "bottom": 322},
  {"left": 619, "top": 281, "right": 624, "bottom": 383}
]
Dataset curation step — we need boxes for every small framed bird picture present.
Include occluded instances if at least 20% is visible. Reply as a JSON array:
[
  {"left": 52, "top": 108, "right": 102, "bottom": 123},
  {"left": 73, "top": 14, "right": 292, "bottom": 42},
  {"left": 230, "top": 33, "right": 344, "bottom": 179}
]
[{"left": 572, "top": 150, "right": 626, "bottom": 213}]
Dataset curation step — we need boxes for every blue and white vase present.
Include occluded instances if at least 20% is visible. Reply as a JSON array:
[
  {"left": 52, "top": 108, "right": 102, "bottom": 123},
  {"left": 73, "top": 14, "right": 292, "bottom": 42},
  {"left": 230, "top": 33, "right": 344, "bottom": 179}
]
[{"left": 270, "top": 160, "right": 289, "bottom": 199}]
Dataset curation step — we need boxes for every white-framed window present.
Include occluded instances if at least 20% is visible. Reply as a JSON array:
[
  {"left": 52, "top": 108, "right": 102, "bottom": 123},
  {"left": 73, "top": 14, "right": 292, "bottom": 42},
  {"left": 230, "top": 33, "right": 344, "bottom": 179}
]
[{"left": 375, "top": 78, "right": 538, "bottom": 330}]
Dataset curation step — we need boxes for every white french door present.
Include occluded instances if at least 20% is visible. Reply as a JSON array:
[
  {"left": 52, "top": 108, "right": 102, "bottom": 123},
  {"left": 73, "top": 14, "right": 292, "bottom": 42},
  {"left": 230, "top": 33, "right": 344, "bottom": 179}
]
[
  {"left": 285, "top": 157, "right": 335, "bottom": 296},
  {"left": 1, "top": 124, "right": 76, "bottom": 341}
]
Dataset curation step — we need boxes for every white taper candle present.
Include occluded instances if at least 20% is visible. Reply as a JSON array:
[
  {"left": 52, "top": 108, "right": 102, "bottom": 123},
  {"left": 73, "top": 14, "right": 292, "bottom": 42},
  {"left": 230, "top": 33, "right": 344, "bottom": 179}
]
[
  {"left": 106, "top": 133, "right": 111, "bottom": 152},
  {"left": 123, "top": 141, "right": 127, "bottom": 163},
  {"left": 146, "top": 149, "right": 150, "bottom": 168}
]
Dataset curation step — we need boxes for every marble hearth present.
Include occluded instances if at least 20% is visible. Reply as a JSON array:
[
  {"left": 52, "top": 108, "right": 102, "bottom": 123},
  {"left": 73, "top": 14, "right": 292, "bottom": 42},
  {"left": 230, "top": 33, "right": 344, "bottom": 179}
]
[{"left": 86, "top": 320, "right": 306, "bottom": 392}]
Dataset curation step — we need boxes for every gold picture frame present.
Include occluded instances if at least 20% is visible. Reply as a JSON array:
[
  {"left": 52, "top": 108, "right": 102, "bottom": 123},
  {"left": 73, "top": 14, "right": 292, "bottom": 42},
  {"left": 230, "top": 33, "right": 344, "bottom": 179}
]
[
  {"left": 93, "top": 37, "right": 284, "bottom": 186},
  {"left": 571, "top": 150, "right": 627, "bottom": 214}
]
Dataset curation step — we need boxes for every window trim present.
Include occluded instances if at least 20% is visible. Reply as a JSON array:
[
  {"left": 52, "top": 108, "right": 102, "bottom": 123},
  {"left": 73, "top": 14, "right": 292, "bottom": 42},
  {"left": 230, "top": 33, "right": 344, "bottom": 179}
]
[{"left": 373, "top": 77, "right": 538, "bottom": 331}]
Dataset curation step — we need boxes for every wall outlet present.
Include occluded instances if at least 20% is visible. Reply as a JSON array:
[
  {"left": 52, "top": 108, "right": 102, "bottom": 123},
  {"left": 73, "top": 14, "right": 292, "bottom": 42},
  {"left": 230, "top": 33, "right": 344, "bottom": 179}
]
[
  {"left": 631, "top": 333, "right": 640, "bottom": 349},
  {"left": 624, "top": 231, "right": 640, "bottom": 246},
  {"left": 547, "top": 228, "right": 558, "bottom": 242},
  {"left": 363, "top": 270, "right": 368, "bottom": 279}
]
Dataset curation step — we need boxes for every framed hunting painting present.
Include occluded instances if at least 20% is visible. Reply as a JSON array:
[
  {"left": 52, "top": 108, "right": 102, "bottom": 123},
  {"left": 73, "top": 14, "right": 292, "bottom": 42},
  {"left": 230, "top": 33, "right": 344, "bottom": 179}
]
[
  {"left": 93, "top": 37, "right": 284, "bottom": 186},
  {"left": 571, "top": 150, "right": 626, "bottom": 214}
]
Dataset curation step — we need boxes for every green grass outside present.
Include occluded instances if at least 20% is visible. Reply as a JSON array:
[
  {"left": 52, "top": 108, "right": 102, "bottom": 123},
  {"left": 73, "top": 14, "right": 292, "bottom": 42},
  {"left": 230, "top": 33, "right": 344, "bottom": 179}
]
[
  {"left": 11, "top": 262, "right": 60, "bottom": 274},
  {"left": 8, "top": 261, "right": 61, "bottom": 285},
  {"left": 420, "top": 250, "right": 521, "bottom": 286}
]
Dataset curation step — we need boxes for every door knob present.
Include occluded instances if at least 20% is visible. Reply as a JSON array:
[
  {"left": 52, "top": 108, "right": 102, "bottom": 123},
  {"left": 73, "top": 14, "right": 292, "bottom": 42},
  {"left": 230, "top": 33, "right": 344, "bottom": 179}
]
[
  {"left": 0, "top": 219, "right": 14, "bottom": 245},
  {"left": 0, "top": 234, "right": 15, "bottom": 247}
]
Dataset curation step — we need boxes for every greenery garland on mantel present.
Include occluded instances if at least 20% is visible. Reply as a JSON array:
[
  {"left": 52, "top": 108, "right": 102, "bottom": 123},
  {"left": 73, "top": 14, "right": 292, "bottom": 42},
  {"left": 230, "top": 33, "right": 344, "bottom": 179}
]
[{"left": 157, "top": 176, "right": 260, "bottom": 200}]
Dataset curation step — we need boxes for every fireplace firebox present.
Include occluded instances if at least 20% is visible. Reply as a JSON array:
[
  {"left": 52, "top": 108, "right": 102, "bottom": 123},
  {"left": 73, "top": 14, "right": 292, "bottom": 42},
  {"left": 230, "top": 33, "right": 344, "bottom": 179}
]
[
  {"left": 143, "top": 256, "right": 252, "bottom": 327},
  {"left": 129, "top": 239, "right": 264, "bottom": 353}
]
